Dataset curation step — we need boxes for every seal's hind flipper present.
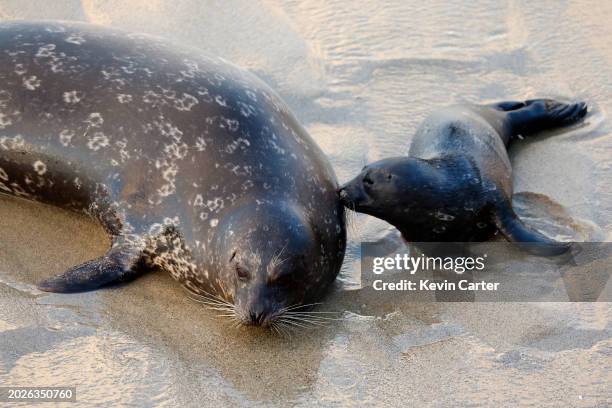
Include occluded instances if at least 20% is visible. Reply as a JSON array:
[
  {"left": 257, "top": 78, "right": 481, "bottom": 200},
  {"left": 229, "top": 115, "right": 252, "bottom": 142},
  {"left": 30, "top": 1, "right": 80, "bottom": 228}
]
[
  {"left": 506, "top": 99, "right": 588, "bottom": 138},
  {"left": 493, "top": 201, "right": 571, "bottom": 256},
  {"left": 37, "top": 244, "right": 145, "bottom": 293},
  {"left": 490, "top": 100, "right": 526, "bottom": 112}
]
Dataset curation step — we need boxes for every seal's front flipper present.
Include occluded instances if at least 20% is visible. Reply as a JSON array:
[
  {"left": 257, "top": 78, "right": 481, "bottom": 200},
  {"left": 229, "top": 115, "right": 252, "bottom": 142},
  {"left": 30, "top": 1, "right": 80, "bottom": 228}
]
[
  {"left": 507, "top": 99, "right": 588, "bottom": 137},
  {"left": 38, "top": 244, "right": 146, "bottom": 293},
  {"left": 493, "top": 202, "right": 571, "bottom": 256}
]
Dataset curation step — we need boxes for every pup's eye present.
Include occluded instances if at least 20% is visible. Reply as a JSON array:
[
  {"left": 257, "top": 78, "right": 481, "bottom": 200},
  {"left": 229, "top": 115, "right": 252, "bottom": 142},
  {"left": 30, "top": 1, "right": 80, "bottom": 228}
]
[
  {"left": 236, "top": 265, "right": 250, "bottom": 281},
  {"left": 386, "top": 173, "right": 393, "bottom": 180}
]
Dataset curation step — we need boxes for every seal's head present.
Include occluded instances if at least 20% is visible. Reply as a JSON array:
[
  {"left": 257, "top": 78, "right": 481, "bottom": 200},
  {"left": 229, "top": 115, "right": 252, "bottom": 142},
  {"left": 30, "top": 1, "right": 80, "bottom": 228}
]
[
  {"left": 338, "top": 157, "right": 435, "bottom": 223},
  {"left": 209, "top": 202, "right": 332, "bottom": 328}
]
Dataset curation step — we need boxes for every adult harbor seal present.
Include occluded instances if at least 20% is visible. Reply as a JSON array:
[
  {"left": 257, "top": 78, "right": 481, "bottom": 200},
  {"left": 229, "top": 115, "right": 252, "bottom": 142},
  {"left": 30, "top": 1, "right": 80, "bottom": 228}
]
[
  {"left": 339, "top": 99, "right": 587, "bottom": 255},
  {"left": 0, "top": 21, "right": 346, "bottom": 328}
]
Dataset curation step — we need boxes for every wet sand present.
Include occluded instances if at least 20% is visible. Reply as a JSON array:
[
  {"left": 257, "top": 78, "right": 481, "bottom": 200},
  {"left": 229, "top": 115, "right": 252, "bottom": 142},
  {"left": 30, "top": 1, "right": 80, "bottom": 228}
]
[
  {"left": 1, "top": 1, "right": 612, "bottom": 407},
  {"left": 1, "top": 195, "right": 610, "bottom": 407}
]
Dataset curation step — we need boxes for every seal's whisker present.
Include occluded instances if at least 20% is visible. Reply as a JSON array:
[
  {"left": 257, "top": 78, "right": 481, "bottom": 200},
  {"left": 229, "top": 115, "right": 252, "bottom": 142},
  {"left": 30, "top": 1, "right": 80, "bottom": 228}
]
[
  {"left": 281, "top": 311, "right": 337, "bottom": 323},
  {"left": 268, "top": 242, "right": 289, "bottom": 273},
  {"left": 185, "top": 292, "right": 231, "bottom": 307},
  {"left": 193, "top": 294, "right": 229, "bottom": 303},
  {"left": 283, "top": 318, "right": 327, "bottom": 327},
  {"left": 281, "top": 325, "right": 292, "bottom": 339},
  {"left": 281, "top": 315, "right": 330, "bottom": 326},
  {"left": 184, "top": 287, "right": 233, "bottom": 307},
  {"left": 207, "top": 308, "right": 236, "bottom": 314},
  {"left": 282, "top": 312, "right": 335, "bottom": 319},
  {"left": 281, "top": 317, "right": 318, "bottom": 324},
  {"left": 282, "top": 313, "right": 341, "bottom": 322},
  {"left": 283, "top": 310, "right": 341, "bottom": 317},
  {"left": 203, "top": 306, "right": 235, "bottom": 315},
  {"left": 198, "top": 299, "right": 233, "bottom": 307},
  {"left": 188, "top": 298, "right": 229, "bottom": 309},
  {"left": 189, "top": 299, "right": 234, "bottom": 311},
  {"left": 185, "top": 289, "right": 241, "bottom": 325},
  {"left": 283, "top": 310, "right": 340, "bottom": 315},
  {"left": 278, "top": 302, "right": 324, "bottom": 313},
  {"left": 192, "top": 294, "right": 230, "bottom": 304},
  {"left": 271, "top": 321, "right": 290, "bottom": 338},
  {"left": 184, "top": 288, "right": 237, "bottom": 315},
  {"left": 189, "top": 298, "right": 232, "bottom": 307},
  {"left": 203, "top": 304, "right": 235, "bottom": 310},
  {"left": 205, "top": 294, "right": 234, "bottom": 307},
  {"left": 274, "top": 325, "right": 284, "bottom": 337},
  {"left": 276, "top": 322, "right": 293, "bottom": 339},
  {"left": 278, "top": 317, "right": 319, "bottom": 329}
]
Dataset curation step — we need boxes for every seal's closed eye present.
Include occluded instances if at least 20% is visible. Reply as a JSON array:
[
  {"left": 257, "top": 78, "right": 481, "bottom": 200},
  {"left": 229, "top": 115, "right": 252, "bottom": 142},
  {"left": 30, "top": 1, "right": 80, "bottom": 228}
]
[{"left": 236, "top": 265, "right": 250, "bottom": 281}]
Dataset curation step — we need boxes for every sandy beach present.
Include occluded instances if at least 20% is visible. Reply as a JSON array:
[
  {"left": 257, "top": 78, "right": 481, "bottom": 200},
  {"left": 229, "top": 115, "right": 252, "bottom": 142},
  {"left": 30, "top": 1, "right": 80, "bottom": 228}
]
[{"left": 1, "top": 1, "right": 611, "bottom": 406}]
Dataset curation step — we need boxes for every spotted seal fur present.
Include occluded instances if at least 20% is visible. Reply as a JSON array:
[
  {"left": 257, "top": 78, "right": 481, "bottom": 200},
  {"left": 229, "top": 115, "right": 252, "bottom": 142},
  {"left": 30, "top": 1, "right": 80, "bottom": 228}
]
[{"left": 0, "top": 21, "right": 346, "bottom": 328}]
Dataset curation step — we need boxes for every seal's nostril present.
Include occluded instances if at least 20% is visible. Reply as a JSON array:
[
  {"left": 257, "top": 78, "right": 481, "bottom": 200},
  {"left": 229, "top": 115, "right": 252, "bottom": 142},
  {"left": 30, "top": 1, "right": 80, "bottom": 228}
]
[
  {"left": 363, "top": 173, "right": 374, "bottom": 185},
  {"left": 250, "top": 311, "right": 266, "bottom": 325}
]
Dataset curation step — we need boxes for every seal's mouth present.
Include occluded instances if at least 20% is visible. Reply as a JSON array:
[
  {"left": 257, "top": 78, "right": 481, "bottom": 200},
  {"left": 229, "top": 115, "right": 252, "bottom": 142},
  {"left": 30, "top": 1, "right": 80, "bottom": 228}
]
[
  {"left": 187, "top": 290, "right": 279, "bottom": 329},
  {"left": 338, "top": 180, "right": 370, "bottom": 210},
  {"left": 184, "top": 285, "right": 334, "bottom": 335},
  {"left": 263, "top": 303, "right": 337, "bottom": 336},
  {"left": 338, "top": 186, "right": 351, "bottom": 204}
]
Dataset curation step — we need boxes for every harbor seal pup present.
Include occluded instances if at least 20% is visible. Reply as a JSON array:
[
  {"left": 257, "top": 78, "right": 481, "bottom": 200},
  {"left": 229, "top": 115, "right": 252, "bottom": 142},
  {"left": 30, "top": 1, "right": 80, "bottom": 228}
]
[
  {"left": 339, "top": 99, "right": 587, "bottom": 255},
  {"left": 0, "top": 21, "right": 346, "bottom": 327}
]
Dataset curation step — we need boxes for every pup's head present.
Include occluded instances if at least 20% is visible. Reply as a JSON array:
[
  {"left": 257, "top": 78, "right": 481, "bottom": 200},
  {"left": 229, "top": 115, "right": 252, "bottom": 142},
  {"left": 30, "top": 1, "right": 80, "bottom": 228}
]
[{"left": 338, "top": 157, "right": 429, "bottom": 223}]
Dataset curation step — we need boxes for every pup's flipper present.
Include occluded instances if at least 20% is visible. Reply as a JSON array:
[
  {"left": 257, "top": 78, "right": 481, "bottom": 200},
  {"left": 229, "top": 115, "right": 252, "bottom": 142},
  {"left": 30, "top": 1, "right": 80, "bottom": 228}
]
[
  {"left": 505, "top": 99, "right": 588, "bottom": 137},
  {"left": 493, "top": 199, "right": 571, "bottom": 256},
  {"left": 37, "top": 243, "right": 146, "bottom": 293}
]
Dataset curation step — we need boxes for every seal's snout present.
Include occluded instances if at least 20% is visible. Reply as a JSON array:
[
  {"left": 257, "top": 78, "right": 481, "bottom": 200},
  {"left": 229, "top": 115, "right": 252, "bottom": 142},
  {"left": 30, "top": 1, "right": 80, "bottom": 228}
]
[
  {"left": 249, "top": 310, "right": 268, "bottom": 326},
  {"left": 338, "top": 178, "right": 367, "bottom": 208},
  {"left": 244, "top": 302, "right": 274, "bottom": 327},
  {"left": 338, "top": 186, "right": 349, "bottom": 202},
  {"left": 338, "top": 182, "right": 356, "bottom": 207}
]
